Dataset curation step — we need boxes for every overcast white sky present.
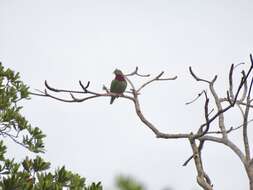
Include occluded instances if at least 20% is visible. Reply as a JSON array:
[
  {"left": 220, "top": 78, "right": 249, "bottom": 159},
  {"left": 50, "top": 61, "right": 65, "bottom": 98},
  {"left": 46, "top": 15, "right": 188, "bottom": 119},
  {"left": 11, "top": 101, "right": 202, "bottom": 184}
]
[{"left": 1, "top": 0, "right": 253, "bottom": 189}]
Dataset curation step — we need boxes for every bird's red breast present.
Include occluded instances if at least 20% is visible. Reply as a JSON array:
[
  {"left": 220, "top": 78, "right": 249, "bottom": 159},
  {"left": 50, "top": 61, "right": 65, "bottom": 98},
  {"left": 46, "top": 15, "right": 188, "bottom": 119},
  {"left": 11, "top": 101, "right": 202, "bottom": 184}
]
[{"left": 115, "top": 74, "right": 125, "bottom": 81}]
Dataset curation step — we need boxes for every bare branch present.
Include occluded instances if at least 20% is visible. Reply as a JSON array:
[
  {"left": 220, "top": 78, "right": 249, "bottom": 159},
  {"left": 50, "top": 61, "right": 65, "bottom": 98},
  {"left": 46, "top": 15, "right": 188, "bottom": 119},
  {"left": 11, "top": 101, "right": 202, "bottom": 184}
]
[
  {"left": 102, "top": 85, "right": 110, "bottom": 93},
  {"left": 243, "top": 76, "right": 253, "bottom": 161},
  {"left": 0, "top": 130, "right": 28, "bottom": 150},
  {"left": 183, "top": 140, "right": 205, "bottom": 166},
  {"left": 250, "top": 159, "right": 253, "bottom": 166},
  {"left": 125, "top": 67, "right": 150, "bottom": 77},
  {"left": 182, "top": 155, "right": 193, "bottom": 166},
  {"left": 46, "top": 80, "right": 101, "bottom": 96},
  {"left": 194, "top": 58, "right": 253, "bottom": 139},
  {"left": 196, "top": 91, "right": 211, "bottom": 138},
  {"left": 219, "top": 98, "right": 253, "bottom": 108},
  {"left": 137, "top": 71, "right": 177, "bottom": 92},
  {"left": 206, "top": 118, "right": 253, "bottom": 134},
  {"left": 185, "top": 90, "right": 205, "bottom": 105},
  {"left": 200, "top": 135, "right": 246, "bottom": 165},
  {"left": 234, "top": 62, "right": 245, "bottom": 68},
  {"left": 125, "top": 76, "right": 136, "bottom": 92},
  {"left": 189, "top": 66, "right": 217, "bottom": 84},
  {"left": 229, "top": 64, "right": 235, "bottom": 100},
  {"left": 189, "top": 66, "right": 228, "bottom": 138},
  {"left": 132, "top": 93, "right": 190, "bottom": 139},
  {"left": 239, "top": 71, "right": 247, "bottom": 102},
  {"left": 208, "top": 76, "right": 227, "bottom": 139},
  {"left": 189, "top": 138, "right": 213, "bottom": 190},
  {"left": 190, "top": 60, "right": 252, "bottom": 138},
  {"left": 33, "top": 84, "right": 135, "bottom": 103},
  {"left": 184, "top": 91, "right": 211, "bottom": 166},
  {"left": 79, "top": 80, "right": 90, "bottom": 92},
  {"left": 32, "top": 69, "right": 183, "bottom": 140},
  {"left": 45, "top": 80, "right": 89, "bottom": 94}
]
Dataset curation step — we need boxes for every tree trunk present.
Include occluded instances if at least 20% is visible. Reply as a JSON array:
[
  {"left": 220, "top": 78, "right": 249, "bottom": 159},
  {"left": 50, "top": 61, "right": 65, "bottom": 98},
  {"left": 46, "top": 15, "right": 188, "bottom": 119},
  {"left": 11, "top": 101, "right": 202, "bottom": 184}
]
[
  {"left": 246, "top": 165, "right": 253, "bottom": 190},
  {"left": 189, "top": 139, "right": 213, "bottom": 190},
  {"left": 250, "top": 181, "right": 253, "bottom": 190},
  {"left": 249, "top": 170, "right": 253, "bottom": 190}
]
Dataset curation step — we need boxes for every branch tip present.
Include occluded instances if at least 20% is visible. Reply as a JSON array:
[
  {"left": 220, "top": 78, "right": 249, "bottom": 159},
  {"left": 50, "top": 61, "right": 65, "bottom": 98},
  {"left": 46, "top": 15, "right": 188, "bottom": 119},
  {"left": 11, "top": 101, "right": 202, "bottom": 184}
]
[
  {"left": 157, "top": 71, "right": 164, "bottom": 78},
  {"left": 79, "top": 80, "right": 90, "bottom": 92},
  {"left": 212, "top": 75, "right": 217, "bottom": 83}
]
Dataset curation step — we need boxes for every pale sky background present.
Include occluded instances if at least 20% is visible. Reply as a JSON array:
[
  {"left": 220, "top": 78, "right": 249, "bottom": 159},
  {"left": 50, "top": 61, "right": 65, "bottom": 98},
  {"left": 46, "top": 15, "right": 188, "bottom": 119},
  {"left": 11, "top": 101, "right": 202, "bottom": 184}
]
[{"left": 1, "top": 0, "right": 253, "bottom": 189}]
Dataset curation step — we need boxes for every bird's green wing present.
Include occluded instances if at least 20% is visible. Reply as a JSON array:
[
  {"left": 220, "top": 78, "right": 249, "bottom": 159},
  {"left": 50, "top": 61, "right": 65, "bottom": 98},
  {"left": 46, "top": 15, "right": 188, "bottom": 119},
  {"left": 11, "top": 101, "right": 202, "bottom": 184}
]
[
  {"left": 110, "top": 79, "right": 127, "bottom": 93},
  {"left": 110, "top": 79, "right": 127, "bottom": 104}
]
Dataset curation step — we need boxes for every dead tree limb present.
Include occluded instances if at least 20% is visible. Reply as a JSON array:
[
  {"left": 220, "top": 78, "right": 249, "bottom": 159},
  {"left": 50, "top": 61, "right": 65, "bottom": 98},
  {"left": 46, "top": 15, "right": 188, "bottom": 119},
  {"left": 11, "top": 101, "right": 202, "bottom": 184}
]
[{"left": 31, "top": 54, "right": 253, "bottom": 190}]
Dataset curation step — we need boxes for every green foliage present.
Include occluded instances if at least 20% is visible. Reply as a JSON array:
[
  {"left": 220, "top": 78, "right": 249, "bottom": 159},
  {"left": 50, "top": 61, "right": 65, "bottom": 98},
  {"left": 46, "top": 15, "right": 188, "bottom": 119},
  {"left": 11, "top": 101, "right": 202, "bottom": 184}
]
[
  {"left": 85, "top": 182, "right": 103, "bottom": 190},
  {"left": 0, "top": 62, "right": 45, "bottom": 153},
  {"left": 116, "top": 176, "right": 145, "bottom": 190},
  {"left": 0, "top": 149, "right": 102, "bottom": 190},
  {"left": 0, "top": 63, "right": 102, "bottom": 190}
]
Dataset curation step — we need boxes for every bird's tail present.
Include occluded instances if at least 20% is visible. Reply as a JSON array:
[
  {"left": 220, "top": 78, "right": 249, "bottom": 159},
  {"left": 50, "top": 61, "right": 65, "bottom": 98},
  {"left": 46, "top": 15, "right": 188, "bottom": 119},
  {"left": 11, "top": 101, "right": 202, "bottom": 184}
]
[{"left": 110, "top": 96, "right": 116, "bottom": 104}]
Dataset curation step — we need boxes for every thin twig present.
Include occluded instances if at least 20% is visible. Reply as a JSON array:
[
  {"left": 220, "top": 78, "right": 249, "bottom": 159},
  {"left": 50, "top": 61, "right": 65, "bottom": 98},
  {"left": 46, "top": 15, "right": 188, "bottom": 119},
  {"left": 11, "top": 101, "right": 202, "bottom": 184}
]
[
  {"left": 79, "top": 80, "right": 90, "bottom": 92},
  {"left": 0, "top": 131, "right": 28, "bottom": 150},
  {"left": 183, "top": 140, "right": 205, "bottom": 166},
  {"left": 219, "top": 98, "right": 253, "bottom": 108},
  {"left": 206, "top": 118, "right": 253, "bottom": 134},
  {"left": 185, "top": 90, "right": 205, "bottom": 105},
  {"left": 229, "top": 64, "right": 235, "bottom": 100},
  {"left": 239, "top": 71, "right": 247, "bottom": 102},
  {"left": 189, "top": 67, "right": 217, "bottom": 84},
  {"left": 234, "top": 62, "right": 245, "bottom": 68},
  {"left": 125, "top": 67, "right": 150, "bottom": 77},
  {"left": 197, "top": 91, "right": 211, "bottom": 137},
  {"left": 137, "top": 72, "right": 177, "bottom": 92}
]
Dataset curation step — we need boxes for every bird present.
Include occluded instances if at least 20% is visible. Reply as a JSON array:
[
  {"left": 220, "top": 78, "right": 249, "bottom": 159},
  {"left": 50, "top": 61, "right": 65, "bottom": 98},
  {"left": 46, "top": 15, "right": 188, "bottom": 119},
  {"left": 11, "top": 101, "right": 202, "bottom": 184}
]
[{"left": 109, "top": 69, "right": 127, "bottom": 104}]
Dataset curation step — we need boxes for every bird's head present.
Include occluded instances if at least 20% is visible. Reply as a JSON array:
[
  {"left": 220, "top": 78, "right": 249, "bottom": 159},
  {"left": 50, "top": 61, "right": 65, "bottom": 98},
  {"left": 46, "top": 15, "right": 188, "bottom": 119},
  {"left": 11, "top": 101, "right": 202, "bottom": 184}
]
[{"left": 113, "top": 69, "right": 124, "bottom": 76}]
